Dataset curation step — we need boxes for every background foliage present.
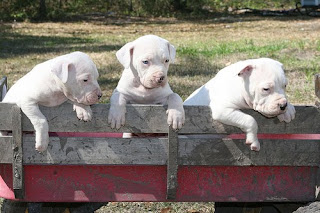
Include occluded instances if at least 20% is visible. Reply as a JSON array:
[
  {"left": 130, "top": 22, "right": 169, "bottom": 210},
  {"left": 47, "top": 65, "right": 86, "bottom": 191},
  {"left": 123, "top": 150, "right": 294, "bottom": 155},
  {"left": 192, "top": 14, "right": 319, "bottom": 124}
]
[{"left": 0, "top": 0, "right": 295, "bottom": 21}]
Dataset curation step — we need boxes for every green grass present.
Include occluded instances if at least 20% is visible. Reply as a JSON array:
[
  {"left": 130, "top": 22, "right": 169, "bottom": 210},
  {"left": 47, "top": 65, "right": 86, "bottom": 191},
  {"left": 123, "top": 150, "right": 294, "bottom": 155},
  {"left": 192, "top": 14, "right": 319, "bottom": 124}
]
[{"left": 178, "top": 40, "right": 288, "bottom": 57}]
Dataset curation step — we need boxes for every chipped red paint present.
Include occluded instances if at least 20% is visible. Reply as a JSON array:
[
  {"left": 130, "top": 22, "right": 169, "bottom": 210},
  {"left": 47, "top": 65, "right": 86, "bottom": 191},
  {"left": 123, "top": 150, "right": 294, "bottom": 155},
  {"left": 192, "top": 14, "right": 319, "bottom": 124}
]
[{"left": 0, "top": 165, "right": 317, "bottom": 202}]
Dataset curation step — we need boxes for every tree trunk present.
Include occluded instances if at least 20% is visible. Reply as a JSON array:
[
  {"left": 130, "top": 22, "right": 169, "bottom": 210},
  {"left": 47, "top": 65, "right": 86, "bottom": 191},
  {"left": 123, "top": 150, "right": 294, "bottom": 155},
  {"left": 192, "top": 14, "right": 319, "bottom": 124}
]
[{"left": 39, "top": 0, "right": 47, "bottom": 19}]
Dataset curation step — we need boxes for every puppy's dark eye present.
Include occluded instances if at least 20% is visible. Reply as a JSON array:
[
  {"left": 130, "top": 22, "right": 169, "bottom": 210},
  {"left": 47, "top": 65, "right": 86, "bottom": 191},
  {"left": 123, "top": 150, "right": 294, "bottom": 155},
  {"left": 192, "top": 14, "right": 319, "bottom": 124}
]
[
  {"left": 142, "top": 60, "right": 149, "bottom": 65},
  {"left": 83, "top": 79, "right": 88, "bottom": 82},
  {"left": 165, "top": 59, "right": 169, "bottom": 63},
  {"left": 263, "top": 88, "right": 269, "bottom": 91}
]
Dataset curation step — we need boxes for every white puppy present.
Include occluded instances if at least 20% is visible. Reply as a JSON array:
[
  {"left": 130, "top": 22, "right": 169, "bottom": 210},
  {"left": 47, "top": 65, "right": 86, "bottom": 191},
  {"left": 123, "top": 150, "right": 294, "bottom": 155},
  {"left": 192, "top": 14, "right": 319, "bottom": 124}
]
[
  {"left": 184, "top": 58, "right": 295, "bottom": 151},
  {"left": 2, "top": 52, "right": 102, "bottom": 152},
  {"left": 108, "top": 35, "right": 185, "bottom": 130}
]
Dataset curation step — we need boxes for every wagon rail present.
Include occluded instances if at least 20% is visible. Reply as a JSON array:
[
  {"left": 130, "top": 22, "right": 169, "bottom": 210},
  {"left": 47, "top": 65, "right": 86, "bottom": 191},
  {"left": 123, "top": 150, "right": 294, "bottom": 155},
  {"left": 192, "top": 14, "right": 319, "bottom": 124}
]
[{"left": 1, "top": 76, "right": 320, "bottom": 212}]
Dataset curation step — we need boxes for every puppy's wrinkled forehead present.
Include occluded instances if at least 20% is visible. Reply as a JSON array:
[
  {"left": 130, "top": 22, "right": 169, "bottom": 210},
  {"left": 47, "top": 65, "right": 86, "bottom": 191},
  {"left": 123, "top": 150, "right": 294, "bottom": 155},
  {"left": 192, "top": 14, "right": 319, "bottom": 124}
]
[
  {"left": 71, "top": 53, "right": 99, "bottom": 78},
  {"left": 253, "top": 59, "right": 287, "bottom": 86},
  {"left": 133, "top": 37, "right": 170, "bottom": 59}
]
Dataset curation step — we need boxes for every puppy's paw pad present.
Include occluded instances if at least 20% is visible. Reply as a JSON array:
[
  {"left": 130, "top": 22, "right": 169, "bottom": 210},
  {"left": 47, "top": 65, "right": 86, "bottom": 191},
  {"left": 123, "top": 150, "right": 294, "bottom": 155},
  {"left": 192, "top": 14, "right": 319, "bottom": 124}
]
[
  {"left": 166, "top": 109, "right": 185, "bottom": 130},
  {"left": 250, "top": 143, "right": 260, "bottom": 152},
  {"left": 74, "top": 106, "right": 92, "bottom": 121},
  {"left": 35, "top": 144, "right": 47, "bottom": 152},
  {"left": 108, "top": 109, "right": 126, "bottom": 129}
]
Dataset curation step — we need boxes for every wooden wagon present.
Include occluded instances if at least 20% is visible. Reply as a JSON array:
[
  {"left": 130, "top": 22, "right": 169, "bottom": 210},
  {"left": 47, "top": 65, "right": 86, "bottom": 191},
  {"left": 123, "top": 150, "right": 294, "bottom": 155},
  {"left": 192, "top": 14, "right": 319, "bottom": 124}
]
[{"left": 1, "top": 75, "right": 320, "bottom": 213}]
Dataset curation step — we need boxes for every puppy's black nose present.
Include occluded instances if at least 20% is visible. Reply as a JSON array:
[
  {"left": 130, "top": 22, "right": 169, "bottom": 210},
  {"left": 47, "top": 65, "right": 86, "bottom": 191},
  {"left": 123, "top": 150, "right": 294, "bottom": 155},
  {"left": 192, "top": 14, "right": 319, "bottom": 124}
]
[
  {"left": 280, "top": 103, "right": 287, "bottom": 111},
  {"left": 98, "top": 94, "right": 102, "bottom": 99},
  {"left": 157, "top": 76, "right": 165, "bottom": 83}
]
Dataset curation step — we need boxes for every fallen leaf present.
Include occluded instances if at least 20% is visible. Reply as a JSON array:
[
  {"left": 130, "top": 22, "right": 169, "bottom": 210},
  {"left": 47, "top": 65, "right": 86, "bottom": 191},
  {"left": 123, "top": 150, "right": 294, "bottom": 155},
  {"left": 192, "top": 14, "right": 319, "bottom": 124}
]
[{"left": 161, "top": 207, "right": 173, "bottom": 213}]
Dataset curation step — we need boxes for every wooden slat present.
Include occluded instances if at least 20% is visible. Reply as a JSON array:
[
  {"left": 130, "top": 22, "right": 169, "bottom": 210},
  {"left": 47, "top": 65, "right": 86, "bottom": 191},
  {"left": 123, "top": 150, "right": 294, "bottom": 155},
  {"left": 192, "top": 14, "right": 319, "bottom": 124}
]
[
  {"left": 179, "top": 137, "right": 320, "bottom": 166},
  {"left": 1, "top": 103, "right": 319, "bottom": 134},
  {"left": 167, "top": 127, "right": 179, "bottom": 200},
  {"left": 11, "top": 105, "right": 24, "bottom": 199},
  {"left": 23, "top": 136, "right": 168, "bottom": 165},
  {"left": 315, "top": 74, "right": 320, "bottom": 99},
  {"left": 182, "top": 105, "right": 320, "bottom": 134},
  {"left": 34, "top": 103, "right": 168, "bottom": 133},
  {"left": 6, "top": 136, "right": 317, "bottom": 166},
  {"left": 0, "top": 136, "right": 13, "bottom": 163},
  {"left": 0, "top": 76, "right": 7, "bottom": 101},
  {"left": 0, "top": 103, "right": 14, "bottom": 131}
]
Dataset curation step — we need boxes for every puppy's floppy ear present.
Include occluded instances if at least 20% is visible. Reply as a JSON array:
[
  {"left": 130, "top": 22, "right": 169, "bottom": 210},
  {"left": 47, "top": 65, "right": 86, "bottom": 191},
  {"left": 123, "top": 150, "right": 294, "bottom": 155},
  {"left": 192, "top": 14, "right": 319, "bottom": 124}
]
[
  {"left": 238, "top": 65, "right": 253, "bottom": 77},
  {"left": 51, "top": 60, "right": 71, "bottom": 83},
  {"left": 168, "top": 43, "right": 176, "bottom": 63},
  {"left": 116, "top": 42, "right": 134, "bottom": 69}
]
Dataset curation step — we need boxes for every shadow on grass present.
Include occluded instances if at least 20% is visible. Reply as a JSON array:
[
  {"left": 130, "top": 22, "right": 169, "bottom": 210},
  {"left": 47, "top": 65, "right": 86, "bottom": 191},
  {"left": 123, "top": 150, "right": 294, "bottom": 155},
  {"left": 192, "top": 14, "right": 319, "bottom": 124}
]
[
  {"left": 170, "top": 56, "right": 221, "bottom": 77},
  {"left": 48, "top": 11, "right": 320, "bottom": 26},
  {"left": 0, "top": 30, "right": 121, "bottom": 59}
]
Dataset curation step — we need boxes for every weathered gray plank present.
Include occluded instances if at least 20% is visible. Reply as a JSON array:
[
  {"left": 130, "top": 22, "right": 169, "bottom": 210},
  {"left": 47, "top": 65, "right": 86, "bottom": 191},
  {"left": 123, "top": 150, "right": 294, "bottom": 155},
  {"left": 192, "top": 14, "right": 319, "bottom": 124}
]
[
  {"left": 0, "top": 103, "right": 14, "bottom": 131},
  {"left": 11, "top": 105, "right": 24, "bottom": 199},
  {"left": 0, "top": 76, "right": 7, "bottom": 101},
  {"left": 23, "top": 136, "right": 168, "bottom": 165},
  {"left": 1, "top": 103, "right": 320, "bottom": 134},
  {"left": 9, "top": 136, "right": 319, "bottom": 166},
  {"left": 182, "top": 105, "right": 320, "bottom": 134},
  {"left": 315, "top": 74, "right": 320, "bottom": 99},
  {"left": 179, "top": 137, "right": 320, "bottom": 166},
  {"left": 34, "top": 103, "right": 168, "bottom": 133},
  {"left": 0, "top": 136, "right": 13, "bottom": 163},
  {"left": 167, "top": 127, "right": 179, "bottom": 200}
]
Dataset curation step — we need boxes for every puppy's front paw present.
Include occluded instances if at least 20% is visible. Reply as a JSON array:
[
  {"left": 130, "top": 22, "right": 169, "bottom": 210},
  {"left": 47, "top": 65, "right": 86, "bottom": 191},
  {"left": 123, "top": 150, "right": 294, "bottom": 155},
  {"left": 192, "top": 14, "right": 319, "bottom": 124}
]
[
  {"left": 166, "top": 108, "right": 185, "bottom": 130},
  {"left": 73, "top": 105, "right": 92, "bottom": 121},
  {"left": 245, "top": 133, "right": 260, "bottom": 151},
  {"left": 35, "top": 132, "right": 49, "bottom": 152},
  {"left": 277, "top": 103, "right": 296, "bottom": 123},
  {"left": 108, "top": 105, "right": 126, "bottom": 129}
]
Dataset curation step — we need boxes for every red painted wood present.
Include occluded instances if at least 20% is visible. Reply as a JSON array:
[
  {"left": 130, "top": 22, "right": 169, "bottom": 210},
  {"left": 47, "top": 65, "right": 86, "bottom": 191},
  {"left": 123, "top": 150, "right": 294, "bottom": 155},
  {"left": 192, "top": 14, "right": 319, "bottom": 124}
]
[
  {"left": 0, "top": 164, "right": 13, "bottom": 200},
  {"left": 0, "top": 165, "right": 316, "bottom": 202}
]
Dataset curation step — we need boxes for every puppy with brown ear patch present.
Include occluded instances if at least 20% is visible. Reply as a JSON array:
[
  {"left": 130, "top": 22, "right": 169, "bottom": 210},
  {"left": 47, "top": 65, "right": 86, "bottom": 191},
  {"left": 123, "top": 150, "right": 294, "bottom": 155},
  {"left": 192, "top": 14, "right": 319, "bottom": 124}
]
[
  {"left": 184, "top": 58, "right": 295, "bottom": 151},
  {"left": 2, "top": 52, "right": 102, "bottom": 152}
]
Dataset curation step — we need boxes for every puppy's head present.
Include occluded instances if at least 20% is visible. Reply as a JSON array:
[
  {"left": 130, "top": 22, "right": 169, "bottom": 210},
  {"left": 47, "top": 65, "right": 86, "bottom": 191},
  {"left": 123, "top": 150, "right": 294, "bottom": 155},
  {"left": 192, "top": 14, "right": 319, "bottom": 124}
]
[
  {"left": 116, "top": 35, "right": 176, "bottom": 89},
  {"left": 51, "top": 51, "right": 102, "bottom": 105},
  {"left": 238, "top": 58, "right": 289, "bottom": 117}
]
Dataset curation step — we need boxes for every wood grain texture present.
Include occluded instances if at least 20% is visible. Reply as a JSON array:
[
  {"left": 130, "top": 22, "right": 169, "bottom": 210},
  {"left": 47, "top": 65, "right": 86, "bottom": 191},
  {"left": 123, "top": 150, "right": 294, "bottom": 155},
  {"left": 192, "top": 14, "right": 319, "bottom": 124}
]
[
  {"left": 11, "top": 105, "right": 24, "bottom": 199},
  {"left": 1, "top": 102, "right": 319, "bottom": 134},
  {"left": 167, "top": 127, "right": 179, "bottom": 200},
  {"left": 0, "top": 103, "right": 14, "bottom": 131},
  {"left": 0, "top": 136, "right": 315, "bottom": 166},
  {"left": 315, "top": 74, "right": 320, "bottom": 99},
  {"left": 0, "top": 76, "right": 7, "bottom": 101},
  {"left": 0, "top": 136, "right": 12, "bottom": 163}
]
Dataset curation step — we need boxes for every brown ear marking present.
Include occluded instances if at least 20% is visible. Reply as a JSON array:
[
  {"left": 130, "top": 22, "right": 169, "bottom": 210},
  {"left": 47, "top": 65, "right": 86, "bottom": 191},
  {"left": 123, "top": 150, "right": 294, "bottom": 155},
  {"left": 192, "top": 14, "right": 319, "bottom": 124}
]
[{"left": 238, "top": 65, "right": 253, "bottom": 77}]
